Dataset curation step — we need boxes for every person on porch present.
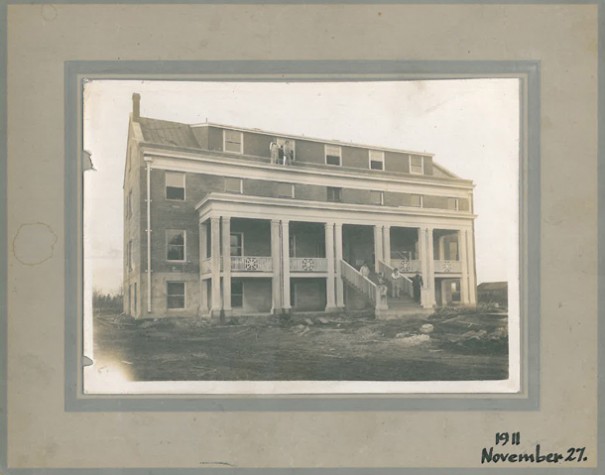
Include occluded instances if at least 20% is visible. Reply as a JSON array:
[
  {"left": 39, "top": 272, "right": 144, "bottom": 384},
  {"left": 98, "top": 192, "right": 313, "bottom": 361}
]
[
  {"left": 412, "top": 272, "right": 423, "bottom": 303},
  {"left": 360, "top": 262, "right": 370, "bottom": 278},
  {"left": 391, "top": 268, "right": 403, "bottom": 298}
]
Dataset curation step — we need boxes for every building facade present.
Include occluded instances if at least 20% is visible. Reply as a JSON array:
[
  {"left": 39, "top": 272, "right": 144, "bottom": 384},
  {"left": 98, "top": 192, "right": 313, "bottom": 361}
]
[{"left": 123, "top": 94, "right": 477, "bottom": 319}]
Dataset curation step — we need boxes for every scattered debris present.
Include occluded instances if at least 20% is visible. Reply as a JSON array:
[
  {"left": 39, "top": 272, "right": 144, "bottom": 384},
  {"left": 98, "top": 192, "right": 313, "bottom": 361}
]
[
  {"left": 420, "top": 323, "right": 434, "bottom": 334},
  {"left": 395, "top": 334, "right": 430, "bottom": 347}
]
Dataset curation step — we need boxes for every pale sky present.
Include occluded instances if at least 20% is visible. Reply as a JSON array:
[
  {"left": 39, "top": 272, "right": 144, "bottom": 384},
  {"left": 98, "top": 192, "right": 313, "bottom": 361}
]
[{"left": 83, "top": 79, "right": 519, "bottom": 294}]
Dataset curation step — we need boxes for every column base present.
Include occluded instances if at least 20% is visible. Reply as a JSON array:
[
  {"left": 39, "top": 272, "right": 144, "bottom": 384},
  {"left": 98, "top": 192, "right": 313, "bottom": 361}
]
[
  {"left": 324, "top": 305, "right": 340, "bottom": 313},
  {"left": 210, "top": 309, "right": 222, "bottom": 319}
]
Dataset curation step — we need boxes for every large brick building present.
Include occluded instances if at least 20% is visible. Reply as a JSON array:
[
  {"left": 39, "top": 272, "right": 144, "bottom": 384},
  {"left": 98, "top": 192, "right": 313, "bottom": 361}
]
[{"left": 123, "top": 93, "right": 477, "bottom": 319}]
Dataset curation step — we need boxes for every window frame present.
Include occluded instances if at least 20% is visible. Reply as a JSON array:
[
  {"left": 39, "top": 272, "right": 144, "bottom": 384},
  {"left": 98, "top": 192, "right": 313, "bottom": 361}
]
[
  {"left": 127, "top": 190, "right": 133, "bottom": 217},
  {"left": 447, "top": 197, "right": 460, "bottom": 211},
  {"left": 327, "top": 186, "right": 343, "bottom": 202},
  {"left": 324, "top": 145, "right": 342, "bottom": 166},
  {"left": 370, "top": 190, "right": 384, "bottom": 206},
  {"left": 276, "top": 182, "right": 295, "bottom": 198},
  {"left": 165, "top": 171, "right": 186, "bottom": 201},
  {"left": 166, "top": 281, "right": 186, "bottom": 310},
  {"left": 224, "top": 177, "right": 243, "bottom": 194},
  {"left": 409, "top": 155, "right": 424, "bottom": 175},
  {"left": 410, "top": 194, "right": 423, "bottom": 208},
  {"left": 230, "top": 232, "right": 244, "bottom": 257},
  {"left": 223, "top": 129, "right": 244, "bottom": 154},
  {"left": 166, "top": 229, "right": 187, "bottom": 262},
  {"left": 128, "top": 239, "right": 133, "bottom": 271},
  {"left": 368, "top": 150, "right": 385, "bottom": 171}
]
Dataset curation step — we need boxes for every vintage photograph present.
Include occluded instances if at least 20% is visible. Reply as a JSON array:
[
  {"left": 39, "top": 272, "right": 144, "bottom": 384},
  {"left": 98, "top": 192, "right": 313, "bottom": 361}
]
[{"left": 83, "top": 79, "right": 519, "bottom": 394}]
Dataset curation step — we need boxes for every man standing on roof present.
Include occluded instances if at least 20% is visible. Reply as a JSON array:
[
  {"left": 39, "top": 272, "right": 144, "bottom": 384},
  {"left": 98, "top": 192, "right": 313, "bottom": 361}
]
[
  {"left": 269, "top": 141, "right": 279, "bottom": 164},
  {"left": 283, "top": 140, "right": 294, "bottom": 165}
]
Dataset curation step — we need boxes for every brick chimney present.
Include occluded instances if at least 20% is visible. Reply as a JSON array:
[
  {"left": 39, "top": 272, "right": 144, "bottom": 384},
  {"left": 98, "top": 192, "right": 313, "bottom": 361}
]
[{"left": 132, "top": 93, "right": 141, "bottom": 120}]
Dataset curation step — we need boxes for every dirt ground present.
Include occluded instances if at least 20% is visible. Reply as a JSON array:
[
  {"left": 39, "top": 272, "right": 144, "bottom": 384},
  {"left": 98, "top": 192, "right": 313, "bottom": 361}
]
[{"left": 92, "top": 308, "right": 508, "bottom": 382}]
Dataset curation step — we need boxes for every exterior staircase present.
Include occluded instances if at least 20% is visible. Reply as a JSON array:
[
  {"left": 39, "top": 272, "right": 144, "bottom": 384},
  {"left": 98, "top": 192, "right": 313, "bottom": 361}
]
[{"left": 340, "top": 259, "right": 431, "bottom": 319}]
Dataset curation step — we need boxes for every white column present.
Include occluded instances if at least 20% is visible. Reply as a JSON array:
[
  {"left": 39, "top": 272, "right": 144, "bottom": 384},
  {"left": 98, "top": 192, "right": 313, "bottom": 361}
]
[
  {"left": 325, "top": 222, "right": 336, "bottom": 311},
  {"left": 281, "top": 220, "right": 291, "bottom": 311},
  {"left": 270, "top": 219, "right": 282, "bottom": 313},
  {"left": 199, "top": 221, "right": 208, "bottom": 316},
  {"left": 466, "top": 227, "right": 477, "bottom": 304},
  {"left": 417, "top": 227, "right": 425, "bottom": 306},
  {"left": 459, "top": 229, "right": 470, "bottom": 304},
  {"left": 373, "top": 225, "right": 383, "bottom": 271},
  {"left": 210, "top": 216, "right": 221, "bottom": 317},
  {"left": 334, "top": 223, "right": 345, "bottom": 308},
  {"left": 426, "top": 227, "right": 436, "bottom": 307},
  {"left": 438, "top": 236, "right": 446, "bottom": 261},
  {"left": 382, "top": 225, "right": 391, "bottom": 266},
  {"left": 221, "top": 217, "right": 232, "bottom": 316}
]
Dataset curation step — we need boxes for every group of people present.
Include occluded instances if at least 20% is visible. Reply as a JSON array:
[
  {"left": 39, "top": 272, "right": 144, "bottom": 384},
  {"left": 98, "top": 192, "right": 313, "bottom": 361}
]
[
  {"left": 359, "top": 262, "right": 423, "bottom": 303},
  {"left": 269, "top": 140, "right": 294, "bottom": 165}
]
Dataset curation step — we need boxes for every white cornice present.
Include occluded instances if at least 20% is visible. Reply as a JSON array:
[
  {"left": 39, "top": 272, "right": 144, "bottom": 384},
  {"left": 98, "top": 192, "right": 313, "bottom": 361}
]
[
  {"left": 142, "top": 148, "right": 474, "bottom": 198},
  {"left": 196, "top": 193, "right": 475, "bottom": 229}
]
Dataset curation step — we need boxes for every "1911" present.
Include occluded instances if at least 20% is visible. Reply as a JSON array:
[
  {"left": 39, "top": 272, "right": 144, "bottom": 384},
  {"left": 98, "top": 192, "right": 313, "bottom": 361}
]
[{"left": 495, "top": 432, "right": 521, "bottom": 446}]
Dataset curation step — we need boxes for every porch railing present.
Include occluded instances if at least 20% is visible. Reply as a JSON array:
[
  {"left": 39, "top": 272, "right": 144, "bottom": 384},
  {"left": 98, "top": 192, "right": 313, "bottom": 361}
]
[
  {"left": 390, "top": 258, "right": 421, "bottom": 273},
  {"left": 231, "top": 256, "right": 272, "bottom": 272},
  {"left": 378, "top": 260, "right": 415, "bottom": 300},
  {"left": 434, "top": 260, "right": 462, "bottom": 273},
  {"left": 290, "top": 257, "right": 328, "bottom": 272},
  {"left": 340, "top": 260, "right": 387, "bottom": 311}
]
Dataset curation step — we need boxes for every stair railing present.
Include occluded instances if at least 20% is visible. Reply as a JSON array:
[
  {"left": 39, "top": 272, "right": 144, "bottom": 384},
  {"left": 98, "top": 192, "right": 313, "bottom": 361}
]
[
  {"left": 340, "top": 260, "right": 387, "bottom": 310},
  {"left": 379, "top": 260, "right": 416, "bottom": 301}
]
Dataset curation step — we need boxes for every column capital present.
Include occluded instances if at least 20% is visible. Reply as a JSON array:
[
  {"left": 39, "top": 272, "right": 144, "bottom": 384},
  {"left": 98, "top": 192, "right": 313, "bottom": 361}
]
[{"left": 210, "top": 216, "right": 221, "bottom": 223}]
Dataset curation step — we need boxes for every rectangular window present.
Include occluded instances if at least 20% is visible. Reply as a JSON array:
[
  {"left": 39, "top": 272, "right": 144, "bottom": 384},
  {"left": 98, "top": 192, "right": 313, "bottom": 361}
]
[
  {"left": 276, "top": 182, "right": 295, "bottom": 198},
  {"left": 327, "top": 187, "right": 342, "bottom": 202},
  {"left": 167, "top": 282, "right": 185, "bottom": 309},
  {"left": 369, "top": 150, "right": 385, "bottom": 170},
  {"left": 128, "top": 240, "right": 133, "bottom": 270},
  {"left": 166, "top": 230, "right": 186, "bottom": 261},
  {"left": 370, "top": 190, "right": 384, "bottom": 205},
  {"left": 165, "top": 171, "right": 185, "bottom": 200},
  {"left": 223, "top": 130, "right": 243, "bottom": 154},
  {"left": 325, "top": 145, "right": 342, "bottom": 166},
  {"left": 409, "top": 155, "right": 424, "bottom": 174},
  {"left": 224, "top": 177, "right": 243, "bottom": 193},
  {"left": 127, "top": 190, "right": 133, "bottom": 217},
  {"left": 230, "top": 233, "right": 243, "bottom": 257},
  {"left": 447, "top": 198, "right": 459, "bottom": 210},
  {"left": 133, "top": 283, "right": 137, "bottom": 313},
  {"left": 231, "top": 280, "right": 244, "bottom": 308},
  {"left": 410, "top": 194, "right": 423, "bottom": 207}
]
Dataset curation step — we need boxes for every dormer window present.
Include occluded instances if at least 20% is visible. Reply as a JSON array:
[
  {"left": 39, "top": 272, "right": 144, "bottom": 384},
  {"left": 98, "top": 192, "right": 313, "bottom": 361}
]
[
  {"left": 369, "top": 150, "right": 385, "bottom": 170},
  {"left": 409, "top": 155, "right": 424, "bottom": 174},
  {"left": 223, "top": 130, "right": 243, "bottom": 154},
  {"left": 325, "top": 145, "right": 342, "bottom": 166}
]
